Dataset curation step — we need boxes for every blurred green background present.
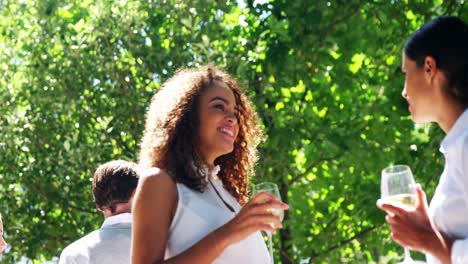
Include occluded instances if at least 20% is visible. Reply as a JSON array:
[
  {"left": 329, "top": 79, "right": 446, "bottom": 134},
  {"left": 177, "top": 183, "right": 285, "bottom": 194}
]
[{"left": 0, "top": 0, "right": 466, "bottom": 263}]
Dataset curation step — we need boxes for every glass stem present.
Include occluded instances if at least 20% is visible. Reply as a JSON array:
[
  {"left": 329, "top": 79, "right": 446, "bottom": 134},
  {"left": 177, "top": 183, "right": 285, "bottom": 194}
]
[
  {"left": 267, "top": 232, "right": 274, "bottom": 264},
  {"left": 404, "top": 247, "right": 413, "bottom": 262}
]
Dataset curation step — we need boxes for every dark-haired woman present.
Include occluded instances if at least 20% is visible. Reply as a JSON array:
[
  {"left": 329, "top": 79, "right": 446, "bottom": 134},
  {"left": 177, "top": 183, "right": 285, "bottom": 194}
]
[
  {"left": 131, "top": 65, "right": 288, "bottom": 263},
  {"left": 378, "top": 16, "right": 468, "bottom": 264}
]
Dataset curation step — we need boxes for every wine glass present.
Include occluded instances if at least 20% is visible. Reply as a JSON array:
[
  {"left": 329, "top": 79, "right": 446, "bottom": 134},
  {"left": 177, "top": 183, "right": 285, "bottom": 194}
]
[
  {"left": 381, "top": 165, "right": 424, "bottom": 264},
  {"left": 252, "top": 182, "right": 284, "bottom": 264}
]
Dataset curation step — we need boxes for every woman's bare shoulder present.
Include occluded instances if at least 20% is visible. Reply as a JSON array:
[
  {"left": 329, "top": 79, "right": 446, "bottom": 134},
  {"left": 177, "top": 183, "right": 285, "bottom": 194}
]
[
  {"left": 137, "top": 167, "right": 177, "bottom": 195},
  {"left": 140, "top": 167, "right": 174, "bottom": 182}
]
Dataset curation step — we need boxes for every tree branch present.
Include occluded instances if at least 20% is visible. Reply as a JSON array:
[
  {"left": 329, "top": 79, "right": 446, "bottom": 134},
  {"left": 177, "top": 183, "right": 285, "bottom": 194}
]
[
  {"left": 308, "top": 225, "right": 379, "bottom": 263},
  {"left": 291, "top": 151, "right": 339, "bottom": 184},
  {"left": 324, "top": 3, "right": 362, "bottom": 36},
  {"left": 277, "top": 246, "right": 296, "bottom": 264}
]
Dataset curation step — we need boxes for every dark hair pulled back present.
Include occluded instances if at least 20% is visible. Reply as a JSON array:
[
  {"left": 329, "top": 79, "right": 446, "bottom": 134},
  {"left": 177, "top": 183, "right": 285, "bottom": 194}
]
[{"left": 404, "top": 16, "right": 468, "bottom": 106}]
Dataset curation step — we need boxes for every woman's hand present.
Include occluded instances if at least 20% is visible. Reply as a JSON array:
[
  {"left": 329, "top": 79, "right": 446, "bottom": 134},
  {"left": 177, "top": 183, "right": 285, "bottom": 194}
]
[
  {"left": 377, "top": 184, "right": 453, "bottom": 263},
  {"left": 216, "top": 191, "right": 289, "bottom": 246}
]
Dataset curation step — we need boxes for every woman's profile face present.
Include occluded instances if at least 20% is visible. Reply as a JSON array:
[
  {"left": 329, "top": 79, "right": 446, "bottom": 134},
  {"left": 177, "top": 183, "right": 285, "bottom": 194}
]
[
  {"left": 0, "top": 220, "right": 6, "bottom": 256},
  {"left": 401, "top": 53, "right": 440, "bottom": 123},
  {"left": 197, "top": 81, "right": 239, "bottom": 162}
]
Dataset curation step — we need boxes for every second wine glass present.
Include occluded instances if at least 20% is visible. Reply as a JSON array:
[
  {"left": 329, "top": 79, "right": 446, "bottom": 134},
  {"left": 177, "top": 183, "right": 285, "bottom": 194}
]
[
  {"left": 252, "top": 182, "right": 284, "bottom": 264},
  {"left": 381, "top": 164, "right": 423, "bottom": 264}
]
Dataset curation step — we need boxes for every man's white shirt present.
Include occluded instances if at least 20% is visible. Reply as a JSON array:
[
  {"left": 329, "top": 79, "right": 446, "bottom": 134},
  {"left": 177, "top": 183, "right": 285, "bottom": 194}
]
[{"left": 59, "top": 213, "right": 132, "bottom": 264}]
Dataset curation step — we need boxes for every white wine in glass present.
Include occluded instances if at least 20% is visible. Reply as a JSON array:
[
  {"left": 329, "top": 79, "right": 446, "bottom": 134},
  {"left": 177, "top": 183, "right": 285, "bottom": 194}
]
[
  {"left": 381, "top": 165, "right": 424, "bottom": 264},
  {"left": 253, "top": 182, "right": 283, "bottom": 264},
  {"left": 379, "top": 193, "right": 417, "bottom": 210}
]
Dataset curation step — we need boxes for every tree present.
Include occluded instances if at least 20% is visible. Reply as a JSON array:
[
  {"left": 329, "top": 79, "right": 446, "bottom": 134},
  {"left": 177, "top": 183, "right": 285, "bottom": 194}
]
[{"left": 0, "top": 0, "right": 466, "bottom": 263}]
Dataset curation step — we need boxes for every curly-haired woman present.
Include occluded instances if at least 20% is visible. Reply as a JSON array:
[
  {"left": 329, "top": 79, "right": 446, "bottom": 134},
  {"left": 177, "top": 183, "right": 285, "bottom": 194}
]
[{"left": 131, "top": 65, "right": 288, "bottom": 263}]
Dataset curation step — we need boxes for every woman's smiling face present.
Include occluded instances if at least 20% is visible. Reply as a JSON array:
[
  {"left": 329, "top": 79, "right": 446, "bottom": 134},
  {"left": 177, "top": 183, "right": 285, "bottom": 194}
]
[{"left": 197, "top": 81, "right": 239, "bottom": 164}]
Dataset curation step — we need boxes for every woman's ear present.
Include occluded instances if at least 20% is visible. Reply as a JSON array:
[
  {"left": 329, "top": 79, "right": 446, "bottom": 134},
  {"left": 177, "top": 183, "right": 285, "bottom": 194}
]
[{"left": 424, "top": 56, "right": 438, "bottom": 82}]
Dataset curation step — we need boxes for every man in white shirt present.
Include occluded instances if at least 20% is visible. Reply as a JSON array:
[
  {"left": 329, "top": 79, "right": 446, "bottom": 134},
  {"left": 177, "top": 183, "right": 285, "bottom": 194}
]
[{"left": 59, "top": 160, "right": 139, "bottom": 264}]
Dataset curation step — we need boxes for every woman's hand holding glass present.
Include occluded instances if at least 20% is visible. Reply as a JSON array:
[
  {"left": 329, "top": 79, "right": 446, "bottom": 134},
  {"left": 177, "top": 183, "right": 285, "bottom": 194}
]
[
  {"left": 219, "top": 191, "right": 288, "bottom": 246},
  {"left": 377, "top": 165, "right": 452, "bottom": 264},
  {"left": 377, "top": 165, "right": 421, "bottom": 264},
  {"left": 252, "top": 182, "right": 285, "bottom": 264},
  {"left": 378, "top": 181, "right": 430, "bottom": 245},
  {"left": 378, "top": 183, "right": 452, "bottom": 263}
]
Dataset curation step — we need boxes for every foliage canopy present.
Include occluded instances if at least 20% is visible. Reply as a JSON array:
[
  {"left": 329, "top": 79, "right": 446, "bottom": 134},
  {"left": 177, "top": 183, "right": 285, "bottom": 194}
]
[{"left": 0, "top": 0, "right": 466, "bottom": 263}]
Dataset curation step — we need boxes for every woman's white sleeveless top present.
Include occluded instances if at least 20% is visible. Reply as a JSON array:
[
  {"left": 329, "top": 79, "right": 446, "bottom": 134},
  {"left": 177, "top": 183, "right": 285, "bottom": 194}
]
[{"left": 164, "top": 166, "right": 271, "bottom": 263}]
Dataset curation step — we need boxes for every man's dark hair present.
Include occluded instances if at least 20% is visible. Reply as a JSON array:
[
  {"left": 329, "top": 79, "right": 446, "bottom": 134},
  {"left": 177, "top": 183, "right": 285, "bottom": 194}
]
[{"left": 92, "top": 160, "right": 139, "bottom": 213}]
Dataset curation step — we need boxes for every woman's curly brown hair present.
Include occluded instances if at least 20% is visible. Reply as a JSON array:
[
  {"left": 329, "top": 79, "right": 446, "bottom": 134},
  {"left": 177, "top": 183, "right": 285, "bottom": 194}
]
[{"left": 139, "top": 65, "right": 263, "bottom": 205}]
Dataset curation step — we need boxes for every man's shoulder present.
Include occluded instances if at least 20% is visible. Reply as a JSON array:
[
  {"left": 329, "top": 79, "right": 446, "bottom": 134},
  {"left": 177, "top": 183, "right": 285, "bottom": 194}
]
[
  {"left": 62, "top": 225, "right": 132, "bottom": 252},
  {"left": 98, "top": 222, "right": 132, "bottom": 239},
  {"left": 59, "top": 230, "right": 100, "bottom": 264},
  {"left": 59, "top": 226, "right": 132, "bottom": 264}
]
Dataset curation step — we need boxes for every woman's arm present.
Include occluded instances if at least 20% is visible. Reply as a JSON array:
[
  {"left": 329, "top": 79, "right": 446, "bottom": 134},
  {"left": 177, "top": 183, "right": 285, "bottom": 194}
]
[
  {"left": 377, "top": 184, "right": 453, "bottom": 263},
  {"left": 131, "top": 168, "right": 177, "bottom": 263},
  {"left": 131, "top": 168, "right": 288, "bottom": 264}
]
